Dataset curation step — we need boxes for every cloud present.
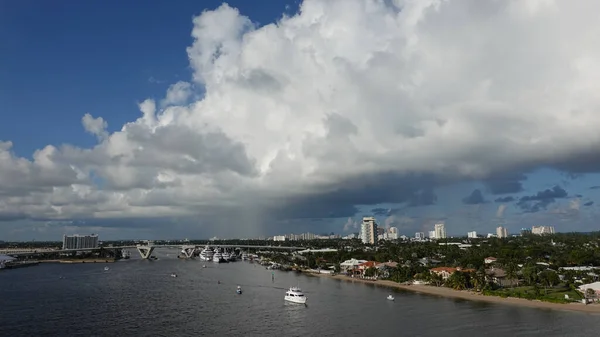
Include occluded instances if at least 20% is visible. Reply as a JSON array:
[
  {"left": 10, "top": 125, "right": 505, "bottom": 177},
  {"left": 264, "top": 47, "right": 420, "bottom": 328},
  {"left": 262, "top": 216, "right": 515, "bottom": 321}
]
[
  {"left": 462, "top": 189, "right": 486, "bottom": 205},
  {"left": 484, "top": 173, "right": 526, "bottom": 195},
  {"left": 584, "top": 201, "right": 594, "bottom": 206},
  {"left": 342, "top": 217, "right": 359, "bottom": 232},
  {"left": 161, "top": 81, "right": 193, "bottom": 107},
  {"left": 371, "top": 207, "right": 389, "bottom": 216},
  {"left": 496, "top": 204, "right": 507, "bottom": 218},
  {"left": 3, "top": 1, "right": 600, "bottom": 236},
  {"left": 516, "top": 186, "right": 568, "bottom": 213},
  {"left": 82, "top": 113, "right": 109, "bottom": 141},
  {"left": 495, "top": 196, "right": 515, "bottom": 203}
]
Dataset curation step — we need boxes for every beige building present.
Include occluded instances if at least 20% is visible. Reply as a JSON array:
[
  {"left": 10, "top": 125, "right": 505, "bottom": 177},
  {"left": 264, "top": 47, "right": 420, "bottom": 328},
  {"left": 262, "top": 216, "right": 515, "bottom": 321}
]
[
  {"left": 434, "top": 223, "right": 446, "bottom": 239},
  {"left": 496, "top": 226, "right": 508, "bottom": 238},
  {"left": 360, "top": 217, "right": 378, "bottom": 245}
]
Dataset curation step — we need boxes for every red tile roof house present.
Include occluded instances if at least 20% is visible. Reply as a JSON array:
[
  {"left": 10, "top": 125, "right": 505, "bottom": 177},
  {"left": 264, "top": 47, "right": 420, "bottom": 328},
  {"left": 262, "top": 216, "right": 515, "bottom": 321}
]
[
  {"left": 430, "top": 267, "right": 476, "bottom": 280},
  {"left": 358, "top": 261, "right": 380, "bottom": 279}
]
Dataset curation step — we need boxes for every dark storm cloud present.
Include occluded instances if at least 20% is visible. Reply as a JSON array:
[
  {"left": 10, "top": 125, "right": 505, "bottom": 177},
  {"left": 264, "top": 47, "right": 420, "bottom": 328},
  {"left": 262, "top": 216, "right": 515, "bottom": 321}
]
[
  {"left": 590, "top": 186, "right": 600, "bottom": 190},
  {"left": 483, "top": 173, "right": 526, "bottom": 195},
  {"left": 584, "top": 201, "right": 594, "bottom": 206},
  {"left": 269, "top": 172, "right": 438, "bottom": 219},
  {"left": 516, "top": 185, "right": 568, "bottom": 213},
  {"left": 0, "top": 212, "right": 28, "bottom": 222},
  {"left": 462, "top": 189, "right": 487, "bottom": 205},
  {"left": 371, "top": 208, "right": 390, "bottom": 216},
  {"left": 495, "top": 196, "right": 515, "bottom": 203},
  {"left": 407, "top": 188, "right": 438, "bottom": 207}
]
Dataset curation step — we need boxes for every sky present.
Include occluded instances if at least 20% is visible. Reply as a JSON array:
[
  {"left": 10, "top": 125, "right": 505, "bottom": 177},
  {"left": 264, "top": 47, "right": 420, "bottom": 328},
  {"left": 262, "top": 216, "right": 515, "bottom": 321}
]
[{"left": 1, "top": 0, "right": 600, "bottom": 241}]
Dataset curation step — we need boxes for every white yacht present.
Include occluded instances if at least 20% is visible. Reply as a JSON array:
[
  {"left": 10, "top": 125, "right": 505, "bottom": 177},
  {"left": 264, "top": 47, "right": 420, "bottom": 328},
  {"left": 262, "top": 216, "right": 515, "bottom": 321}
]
[
  {"left": 212, "top": 247, "right": 224, "bottom": 263},
  {"left": 241, "top": 253, "right": 248, "bottom": 261},
  {"left": 284, "top": 286, "right": 307, "bottom": 304},
  {"left": 221, "top": 249, "right": 231, "bottom": 261},
  {"left": 199, "top": 245, "right": 214, "bottom": 261},
  {"left": 387, "top": 294, "right": 395, "bottom": 301}
]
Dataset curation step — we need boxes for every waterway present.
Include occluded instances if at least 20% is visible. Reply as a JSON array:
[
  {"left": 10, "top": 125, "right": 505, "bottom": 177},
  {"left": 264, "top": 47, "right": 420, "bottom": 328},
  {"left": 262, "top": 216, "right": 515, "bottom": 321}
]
[{"left": 1, "top": 249, "right": 599, "bottom": 336}]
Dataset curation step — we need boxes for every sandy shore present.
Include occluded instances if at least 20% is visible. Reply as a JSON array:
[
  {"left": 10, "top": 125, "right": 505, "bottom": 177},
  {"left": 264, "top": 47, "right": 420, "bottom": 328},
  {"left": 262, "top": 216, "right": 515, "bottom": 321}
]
[{"left": 310, "top": 273, "right": 600, "bottom": 314}]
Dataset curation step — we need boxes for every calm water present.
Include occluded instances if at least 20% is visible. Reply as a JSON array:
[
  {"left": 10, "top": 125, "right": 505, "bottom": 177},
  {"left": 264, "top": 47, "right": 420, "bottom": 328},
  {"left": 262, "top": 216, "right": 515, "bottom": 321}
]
[{"left": 1, "top": 249, "right": 599, "bottom": 337}]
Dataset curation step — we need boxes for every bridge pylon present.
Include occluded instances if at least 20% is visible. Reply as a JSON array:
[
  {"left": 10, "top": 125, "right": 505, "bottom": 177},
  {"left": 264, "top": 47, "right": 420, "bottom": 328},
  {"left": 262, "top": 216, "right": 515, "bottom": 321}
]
[
  {"left": 181, "top": 245, "right": 196, "bottom": 258},
  {"left": 136, "top": 244, "right": 155, "bottom": 259}
]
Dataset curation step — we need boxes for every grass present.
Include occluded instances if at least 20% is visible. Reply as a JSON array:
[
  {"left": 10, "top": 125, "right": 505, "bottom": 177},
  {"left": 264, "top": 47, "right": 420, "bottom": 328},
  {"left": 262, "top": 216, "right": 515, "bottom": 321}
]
[{"left": 483, "top": 284, "right": 583, "bottom": 304}]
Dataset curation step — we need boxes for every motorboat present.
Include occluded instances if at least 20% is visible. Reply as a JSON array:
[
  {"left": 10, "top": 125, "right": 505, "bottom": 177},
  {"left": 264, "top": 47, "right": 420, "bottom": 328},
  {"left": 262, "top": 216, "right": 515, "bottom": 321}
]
[
  {"left": 171, "top": 273, "right": 177, "bottom": 278},
  {"left": 213, "top": 248, "right": 227, "bottom": 263},
  {"left": 236, "top": 286, "right": 242, "bottom": 294},
  {"left": 387, "top": 294, "right": 395, "bottom": 301},
  {"left": 104, "top": 266, "right": 110, "bottom": 271},
  {"left": 284, "top": 286, "right": 307, "bottom": 304},
  {"left": 202, "top": 265, "right": 207, "bottom": 268},
  {"left": 199, "top": 245, "right": 214, "bottom": 261}
]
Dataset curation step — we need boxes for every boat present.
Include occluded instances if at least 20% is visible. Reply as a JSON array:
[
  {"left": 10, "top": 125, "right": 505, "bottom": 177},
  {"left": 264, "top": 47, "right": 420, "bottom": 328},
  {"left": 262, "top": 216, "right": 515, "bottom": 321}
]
[
  {"left": 212, "top": 248, "right": 227, "bottom": 263},
  {"left": 104, "top": 266, "right": 109, "bottom": 271},
  {"left": 241, "top": 253, "right": 248, "bottom": 261},
  {"left": 236, "top": 285, "right": 242, "bottom": 294},
  {"left": 387, "top": 294, "right": 395, "bottom": 301},
  {"left": 284, "top": 286, "right": 307, "bottom": 304},
  {"left": 199, "top": 245, "right": 214, "bottom": 261},
  {"left": 171, "top": 273, "right": 177, "bottom": 278},
  {"left": 121, "top": 250, "right": 130, "bottom": 260},
  {"left": 202, "top": 265, "right": 207, "bottom": 268}
]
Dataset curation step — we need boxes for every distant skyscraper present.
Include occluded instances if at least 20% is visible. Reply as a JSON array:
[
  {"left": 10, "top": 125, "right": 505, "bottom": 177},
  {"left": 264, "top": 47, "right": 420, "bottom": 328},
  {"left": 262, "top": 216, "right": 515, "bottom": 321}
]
[
  {"left": 62, "top": 234, "right": 99, "bottom": 250},
  {"left": 428, "top": 230, "right": 436, "bottom": 239},
  {"left": 434, "top": 223, "right": 447, "bottom": 239},
  {"left": 388, "top": 227, "right": 399, "bottom": 240},
  {"left": 360, "top": 217, "right": 378, "bottom": 245},
  {"left": 496, "top": 226, "right": 508, "bottom": 238},
  {"left": 467, "top": 231, "right": 477, "bottom": 238},
  {"left": 531, "top": 226, "right": 555, "bottom": 235},
  {"left": 415, "top": 232, "right": 425, "bottom": 240}
]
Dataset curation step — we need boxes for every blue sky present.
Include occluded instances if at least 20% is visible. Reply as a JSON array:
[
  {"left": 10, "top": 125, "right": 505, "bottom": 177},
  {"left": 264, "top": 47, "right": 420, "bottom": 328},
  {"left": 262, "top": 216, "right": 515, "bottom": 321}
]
[
  {"left": 1, "top": 0, "right": 600, "bottom": 241},
  {"left": 0, "top": 0, "right": 300, "bottom": 156}
]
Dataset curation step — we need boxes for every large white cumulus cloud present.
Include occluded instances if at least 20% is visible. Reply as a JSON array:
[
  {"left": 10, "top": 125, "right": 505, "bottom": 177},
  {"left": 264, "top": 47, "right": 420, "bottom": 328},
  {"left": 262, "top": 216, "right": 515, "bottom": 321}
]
[{"left": 2, "top": 0, "right": 600, "bottom": 229}]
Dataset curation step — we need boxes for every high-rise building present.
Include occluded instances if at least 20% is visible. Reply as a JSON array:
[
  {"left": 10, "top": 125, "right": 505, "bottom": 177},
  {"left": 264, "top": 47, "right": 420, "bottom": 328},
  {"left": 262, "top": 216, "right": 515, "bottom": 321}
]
[
  {"left": 520, "top": 228, "right": 532, "bottom": 236},
  {"left": 496, "top": 226, "right": 508, "bottom": 238},
  {"left": 62, "top": 234, "right": 99, "bottom": 250},
  {"left": 428, "top": 230, "right": 436, "bottom": 239},
  {"left": 434, "top": 223, "right": 447, "bottom": 239},
  {"left": 531, "top": 226, "right": 555, "bottom": 235},
  {"left": 360, "top": 217, "right": 378, "bottom": 245},
  {"left": 467, "top": 231, "right": 477, "bottom": 238},
  {"left": 388, "top": 227, "right": 399, "bottom": 240},
  {"left": 415, "top": 232, "right": 425, "bottom": 240}
]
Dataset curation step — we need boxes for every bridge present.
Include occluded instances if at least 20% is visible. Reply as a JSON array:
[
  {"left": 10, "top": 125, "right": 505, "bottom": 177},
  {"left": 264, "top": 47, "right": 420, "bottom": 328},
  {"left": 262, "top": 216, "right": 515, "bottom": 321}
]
[{"left": 0, "top": 244, "right": 306, "bottom": 259}]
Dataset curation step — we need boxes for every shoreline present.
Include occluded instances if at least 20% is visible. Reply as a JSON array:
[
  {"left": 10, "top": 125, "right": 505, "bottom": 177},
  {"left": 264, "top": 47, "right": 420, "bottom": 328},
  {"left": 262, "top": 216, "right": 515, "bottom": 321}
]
[{"left": 309, "top": 273, "right": 600, "bottom": 314}]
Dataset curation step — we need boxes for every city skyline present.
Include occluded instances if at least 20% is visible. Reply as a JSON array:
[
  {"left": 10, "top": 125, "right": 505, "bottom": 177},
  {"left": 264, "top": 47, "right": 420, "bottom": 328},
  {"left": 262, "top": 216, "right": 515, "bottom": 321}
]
[{"left": 2, "top": 0, "right": 600, "bottom": 241}]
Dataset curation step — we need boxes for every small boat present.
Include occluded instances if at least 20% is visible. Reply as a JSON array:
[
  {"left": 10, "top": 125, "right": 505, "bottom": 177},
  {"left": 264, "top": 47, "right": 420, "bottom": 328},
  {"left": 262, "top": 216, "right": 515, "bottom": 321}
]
[
  {"left": 104, "top": 267, "right": 109, "bottom": 271},
  {"left": 387, "top": 294, "right": 395, "bottom": 301},
  {"left": 284, "top": 286, "right": 307, "bottom": 304},
  {"left": 236, "top": 286, "right": 242, "bottom": 294},
  {"left": 171, "top": 273, "right": 177, "bottom": 278},
  {"left": 202, "top": 265, "right": 207, "bottom": 268}
]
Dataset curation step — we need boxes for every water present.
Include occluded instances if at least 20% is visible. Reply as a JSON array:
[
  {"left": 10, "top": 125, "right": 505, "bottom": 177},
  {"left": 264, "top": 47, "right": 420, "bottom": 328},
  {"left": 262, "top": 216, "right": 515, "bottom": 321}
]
[{"left": 1, "top": 251, "right": 599, "bottom": 336}]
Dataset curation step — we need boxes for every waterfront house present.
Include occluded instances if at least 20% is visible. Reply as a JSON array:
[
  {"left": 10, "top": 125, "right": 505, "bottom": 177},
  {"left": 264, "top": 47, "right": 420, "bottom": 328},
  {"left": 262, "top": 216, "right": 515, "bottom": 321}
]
[
  {"left": 357, "top": 261, "right": 379, "bottom": 276},
  {"left": 430, "top": 267, "right": 475, "bottom": 280},
  {"left": 485, "top": 267, "right": 518, "bottom": 287},
  {"left": 340, "top": 258, "right": 367, "bottom": 275}
]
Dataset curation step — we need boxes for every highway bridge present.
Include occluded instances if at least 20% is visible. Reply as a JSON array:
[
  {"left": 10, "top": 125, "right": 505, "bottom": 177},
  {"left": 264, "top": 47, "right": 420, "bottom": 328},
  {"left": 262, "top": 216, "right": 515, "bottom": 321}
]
[{"left": 0, "top": 244, "right": 307, "bottom": 259}]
